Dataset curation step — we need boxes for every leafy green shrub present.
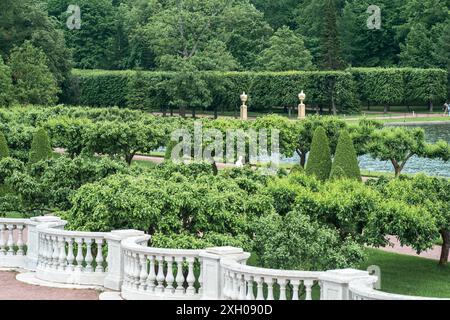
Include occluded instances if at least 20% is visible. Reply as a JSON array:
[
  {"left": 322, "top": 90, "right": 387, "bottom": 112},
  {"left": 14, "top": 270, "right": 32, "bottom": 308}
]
[
  {"left": 253, "top": 212, "right": 366, "bottom": 271},
  {"left": 0, "top": 131, "right": 9, "bottom": 159},
  {"left": 330, "top": 130, "right": 361, "bottom": 181},
  {"left": 329, "top": 165, "right": 346, "bottom": 180},
  {"left": 8, "top": 41, "right": 60, "bottom": 105},
  {"left": 0, "top": 56, "right": 14, "bottom": 106},
  {"left": 305, "top": 127, "right": 332, "bottom": 181},
  {"left": 29, "top": 128, "right": 53, "bottom": 165}
]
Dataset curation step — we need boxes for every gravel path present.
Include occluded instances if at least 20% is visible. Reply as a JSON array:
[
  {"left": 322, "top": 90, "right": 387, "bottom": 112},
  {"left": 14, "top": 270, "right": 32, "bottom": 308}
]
[
  {"left": 378, "top": 236, "right": 447, "bottom": 262},
  {"left": 0, "top": 271, "right": 99, "bottom": 300}
]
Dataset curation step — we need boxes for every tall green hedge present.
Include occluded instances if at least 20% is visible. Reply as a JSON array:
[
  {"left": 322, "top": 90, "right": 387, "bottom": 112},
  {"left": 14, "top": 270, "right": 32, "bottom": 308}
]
[
  {"left": 306, "top": 127, "right": 332, "bottom": 181},
  {"left": 351, "top": 67, "right": 448, "bottom": 109},
  {"left": 66, "top": 69, "right": 361, "bottom": 114},
  {"left": 64, "top": 68, "right": 448, "bottom": 113}
]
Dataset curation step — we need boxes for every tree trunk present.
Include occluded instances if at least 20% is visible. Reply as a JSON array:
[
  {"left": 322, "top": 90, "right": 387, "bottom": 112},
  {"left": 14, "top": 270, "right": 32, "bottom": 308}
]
[
  {"left": 170, "top": 106, "right": 173, "bottom": 116},
  {"left": 163, "top": 106, "right": 167, "bottom": 117},
  {"left": 331, "top": 94, "right": 337, "bottom": 116},
  {"left": 384, "top": 104, "right": 389, "bottom": 113},
  {"left": 391, "top": 159, "right": 401, "bottom": 177},
  {"left": 299, "top": 152, "right": 307, "bottom": 168},
  {"left": 439, "top": 230, "right": 450, "bottom": 265},
  {"left": 180, "top": 105, "right": 186, "bottom": 118},
  {"left": 319, "top": 105, "right": 323, "bottom": 115},
  {"left": 125, "top": 153, "right": 135, "bottom": 166},
  {"left": 192, "top": 106, "right": 196, "bottom": 118},
  {"left": 367, "top": 102, "right": 370, "bottom": 111},
  {"left": 214, "top": 106, "right": 218, "bottom": 119},
  {"left": 429, "top": 100, "right": 434, "bottom": 112}
]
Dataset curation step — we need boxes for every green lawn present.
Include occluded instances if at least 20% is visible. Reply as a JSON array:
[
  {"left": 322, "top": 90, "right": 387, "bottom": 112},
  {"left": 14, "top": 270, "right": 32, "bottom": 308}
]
[{"left": 360, "top": 249, "right": 450, "bottom": 298}]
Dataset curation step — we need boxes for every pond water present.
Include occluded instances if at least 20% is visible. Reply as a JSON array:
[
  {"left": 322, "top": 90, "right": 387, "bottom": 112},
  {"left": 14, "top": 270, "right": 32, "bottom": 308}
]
[{"left": 282, "top": 123, "right": 450, "bottom": 178}]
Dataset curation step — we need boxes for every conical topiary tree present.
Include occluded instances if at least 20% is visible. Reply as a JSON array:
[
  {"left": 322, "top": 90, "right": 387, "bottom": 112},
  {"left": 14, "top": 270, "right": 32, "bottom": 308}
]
[
  {"left": 330, "top": 130, "right": 361, "bottom": 181},
  {"left": 0, "top": 131, "right": 9, "bottom": 159},
  {"left": 29, "top": 128, "right": 52, "bottom": 164},
  {"left": 329, "top": 165, "right": 346, "bottom": 181},
  {"left": 306, "top": 127, "right": 332, "bottom": 181}
]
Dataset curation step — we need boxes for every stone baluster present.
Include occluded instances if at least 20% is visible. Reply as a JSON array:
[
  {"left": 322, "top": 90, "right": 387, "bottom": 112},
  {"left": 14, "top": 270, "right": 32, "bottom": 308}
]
[
  {"left": 133, "top": 253, "right": 141, "bottom": 290},
  {"left": 66, "top": 238, "right": 75, "bottom": 272},
  {"left": 122, "top": 251, "right": 130, "bottom": 287},
  {"left": 51, "top": 236, "right": 59, "bottom": 268},
  {"left": 147, "top": 255, "right": 156, "bottom": 293},
  {"left": 95, "top": 239, "right": 104, "bottom": 273},
  {"left": 197, "top": 258, "right": 203, "bottom": 296},
  {"left": 84, "top": 238, "right": 93, "bottom": 272},
  {"left": 266, "top": 278, "right": 274, "bottom": 300},
  {"left": 165, "top": 256, "right": 175, "bottom": 293},
  {"left": 139, "top": 253, "right": 148, "bottom": 291},
  {"left": 174, "top": 257, "right": 185, "bottom": 295},
  {"left": 291, "top": 279, "right": 300, "bottom": 300},
  {"left": 256, "top": 277, "right": 264, "bottom": 300},
  {"left": 238, "top": 274, "right": 246, "bottom": 300},
  {"left": 75, "top": 238, "right": 84, "bottom": 272},
  {"left": 231, "top": 272, "right": 239, "bottom": 300},
  {"left": 222, "top": 271, "right": 230, "bottom": 299},
  {"left": 279, "top": 279, "right": 287, "bottom": 300},
  {"left": 245, "top": 275, "right": 255, "bottom": 300},
  {"left": 304, "top": 279, "right": 313, "bottom": 300},
  {"left": 0, "top": 224, "right": 5, "bottom": 255},
  {"left": 156, "top": 256, "right": 165, "bottom": 293},
  {"left": 16, "top": 225, "right": 24, "bottom": 256},
  {"left": 6, "top": 225, "right": 14, "bottom": 255},
  {"left": 58, "top": 236, "right": 66, "bottom": 271},
  {"left": 186, "top": 257, "right": 196, "bottom": 295},
  {"left": 42, "top": 235, "right": 49, "bottom": 267}
]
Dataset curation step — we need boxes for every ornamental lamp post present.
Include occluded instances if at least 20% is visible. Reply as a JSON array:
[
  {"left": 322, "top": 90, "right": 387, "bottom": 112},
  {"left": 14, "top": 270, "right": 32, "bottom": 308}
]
[
  {"left": 298, "top": 90, "right": 306, "bottom": 120},
  {"left": 240, "top": 92, "right": 248, "bottom": 120}
]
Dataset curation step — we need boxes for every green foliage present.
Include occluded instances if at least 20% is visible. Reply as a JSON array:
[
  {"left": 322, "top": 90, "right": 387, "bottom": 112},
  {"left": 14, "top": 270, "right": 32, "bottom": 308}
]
[
  {"left": 0, "top": 131, "right": 9, "bottom": 159},
  {"left": 329, "top": 165, "right": 345, "bottom": 180},
  {"left": 0, "top": 0, "right": 72, "bottom": 86},
  {"left": 0, "top": 56, "right": 14, "bottom": 106},
  {"left": 256, "top": 26, "right": 314, "bottom": 71},
  {"left": 254, "top": 212, "right": 366, "bottom": 271},
  {"left": 29, "top": 128, "right": 53, "bottom": 165},
  {"left": 368, "top": 127, "right": 450, "bottom": 176},
  {"left": 306, "top": 127, "right": 332, "bottom": 181},
  {"left": 8, "top": 41, "right": 60, "bottom": 105},
  {"left": 330, "top": 130, "right": 361, "bottom": 181}
]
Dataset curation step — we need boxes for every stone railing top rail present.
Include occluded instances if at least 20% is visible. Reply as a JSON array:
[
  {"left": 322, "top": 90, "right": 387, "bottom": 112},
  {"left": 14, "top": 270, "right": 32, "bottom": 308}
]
[
  {"left": 121, "top": 235, "right": 203, "bottom": 257},
  {"left": 349, "top": 277, "right": 447, "bottom": 300},
  {"left": 220, "top": 257, "right": 322, "bottom": 280}
]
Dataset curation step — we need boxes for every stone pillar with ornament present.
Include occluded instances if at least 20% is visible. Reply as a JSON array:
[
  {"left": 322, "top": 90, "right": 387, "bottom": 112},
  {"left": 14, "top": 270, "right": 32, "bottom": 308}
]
[
  {"left": 240, "top": 92, "right": 248, "bottom": 120},
  {"left": 298, "top": 90, "right": 306, "bottom": 119}
]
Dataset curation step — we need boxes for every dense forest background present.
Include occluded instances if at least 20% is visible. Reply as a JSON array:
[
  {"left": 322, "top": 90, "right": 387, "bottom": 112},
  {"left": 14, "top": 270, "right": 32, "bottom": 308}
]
[{"left": 0, "top": 0, "right": 449, "bottom": 111}]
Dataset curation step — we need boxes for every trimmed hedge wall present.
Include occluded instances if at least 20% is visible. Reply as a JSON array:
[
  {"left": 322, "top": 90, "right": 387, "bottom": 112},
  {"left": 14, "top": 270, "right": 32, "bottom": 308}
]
[{"left": 65, "top": 68, "right": 449, "bottom": 113}]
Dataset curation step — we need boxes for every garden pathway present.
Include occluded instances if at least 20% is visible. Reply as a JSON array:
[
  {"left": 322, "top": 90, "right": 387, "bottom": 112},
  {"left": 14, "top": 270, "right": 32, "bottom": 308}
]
[
  {"left": 378, "top": 236, "right": 448, "bottom": 262},
  {"left": 0, "top": 270, "right": 99, "bottom": 300}
]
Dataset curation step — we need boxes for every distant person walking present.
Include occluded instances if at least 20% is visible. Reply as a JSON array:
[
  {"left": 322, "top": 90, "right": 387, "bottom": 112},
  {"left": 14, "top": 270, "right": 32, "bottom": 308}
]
[{"left": 444, "top": 102, "right": 450, "bottom": 116}]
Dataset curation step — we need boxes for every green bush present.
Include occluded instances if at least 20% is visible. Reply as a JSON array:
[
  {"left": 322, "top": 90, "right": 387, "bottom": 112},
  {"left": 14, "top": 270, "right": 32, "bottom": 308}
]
[
  {"left": 329, "top": 165, "right": 346, "bottom": 180},
  {"left": 305, "top": 127, "right": 332, "bottom": 181},
  {"left": 0, "top": 131, "right": 9, "bottom": 159},
  {"left": 330, "top": 130, "right": 361, "bottom": 181},
  {"left": 29, "top": 128, "right": 53, "bottom": 165},
  {"left": 0, "top": 56, "right": 14, "bottom": 106}
]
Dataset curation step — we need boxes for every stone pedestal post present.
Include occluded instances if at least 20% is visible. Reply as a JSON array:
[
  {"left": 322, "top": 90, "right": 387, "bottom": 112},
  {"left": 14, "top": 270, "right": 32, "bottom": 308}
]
[
  {"left": 199, "top": 247, "right": 250, "bottom": 300},
  {"left": 103, "top": 230, "right": 145, "bottom": 291},
  {"left": 240, "top": 105, "right": 248, "bottom": 120},
  {"left": 298, "top": 102, "right": 306, "bottom": 119},
  {"left": 319, "top": 269, "right": 377, "bottom": 300}
]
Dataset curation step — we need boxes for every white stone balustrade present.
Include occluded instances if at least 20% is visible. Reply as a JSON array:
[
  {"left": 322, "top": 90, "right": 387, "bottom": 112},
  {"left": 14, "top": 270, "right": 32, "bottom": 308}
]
[
  {"left": 36, "top": 224, "right": 109, "bottom": 286},
  {"left": 1, "top": 216, "right": 443, "bottom": 300},
  {"left": 220, "top": 258, "right": 322, "bottom": 300},
  {"left": 121, "top": 235, "right": 204, "bottom": 300}
]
